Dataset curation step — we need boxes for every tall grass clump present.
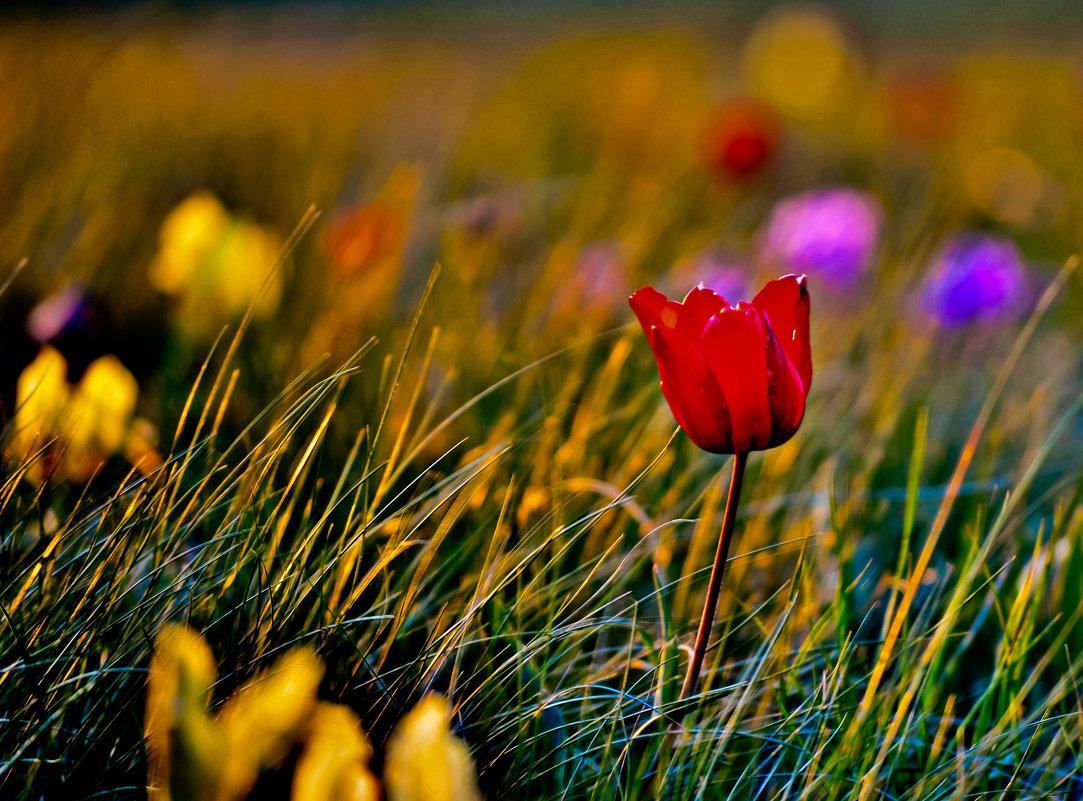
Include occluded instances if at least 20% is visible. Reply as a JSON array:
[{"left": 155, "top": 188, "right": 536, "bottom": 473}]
[{"left": 3, "top": 251, "right": 1083, "bottom": 798}]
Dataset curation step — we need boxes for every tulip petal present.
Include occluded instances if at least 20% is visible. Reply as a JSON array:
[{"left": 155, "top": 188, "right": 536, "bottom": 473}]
[
  {"left": 650, "top": 325, "right": 732, "bottom": 453},
  {"left": 751, "top": 274, "right": 811, "bottom": 392},
  {"left": 701, "top": 303, "right": 773, "bottom": 452},
  {"left": 681, "top": 286, "right": 729, "bottom": 334},
  {"left": 764, "top": 325, "right": 806, "bottom": 446},
  {"left": 630, "top": 287, "right": 682, "bottom": 334}
]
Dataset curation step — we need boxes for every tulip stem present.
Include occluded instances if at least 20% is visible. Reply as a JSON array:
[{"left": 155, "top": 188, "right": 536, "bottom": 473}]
[{"left": 678, "top": 449, "right": 748, "bottom": 709}]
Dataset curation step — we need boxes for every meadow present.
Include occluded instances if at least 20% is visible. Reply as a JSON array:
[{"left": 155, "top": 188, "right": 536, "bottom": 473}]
[{"left": 3, "top": 5, "right": 1083, "bottom": 799}]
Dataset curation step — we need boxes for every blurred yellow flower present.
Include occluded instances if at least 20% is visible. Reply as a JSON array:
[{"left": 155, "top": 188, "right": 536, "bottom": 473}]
[
  {"left": 293, "top": 703, "right": 381, "bottom": 801},
  {"left": 743, "top": 6, "right": 861, "bottom": 123},
  {"left": 145, "top": 625, "right": 224, "bottom": 801},
  {"left": 151, "top": 190, "right": 283, "bottom": 332},
  {"left": 215, "top": 647, "right": 325, "bottom": 800},
  {"left": 145, "top": 625, "right": 326, "bottom": 801},
  {"left": 10, "top": 345, "right": 69, "bottom": 467},
  {"left": 385, "top": 694, "right": 482, "bottom": 801},
  {"left": 152, "top": 191, "right": 230, "bottom": 295},
  {"left": 208, "top": 220, "right": 283, "bottom": 316},
  {"left": 8, "top": 347, "right": 146, "bottom": 483},
  {"left": 65, "top": 355, "right": 140, "bottom": 478}
]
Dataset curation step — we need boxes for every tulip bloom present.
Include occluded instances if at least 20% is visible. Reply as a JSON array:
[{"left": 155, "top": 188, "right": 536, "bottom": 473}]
[
  {"left": 629, "top": 274, "right": 811, "bottom": 707},
  {"left": 629, "top": 275, "right": 811, "bottom": 455}
]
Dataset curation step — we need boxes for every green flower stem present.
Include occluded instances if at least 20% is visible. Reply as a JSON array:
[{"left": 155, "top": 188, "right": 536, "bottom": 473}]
[{"left": 678, "top": 449, "right": 748, "bottom": 708}]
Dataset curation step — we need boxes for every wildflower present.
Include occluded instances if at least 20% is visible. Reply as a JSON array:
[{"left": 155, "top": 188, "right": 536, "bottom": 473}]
[
  {"left": 629, "top": 275, "right": 811, "bottom": 455},
  {"left": 27, "top": 282, "right": 101, "bottom": 345},
  {"left": 145, "top": 625, "right": 223, "bottom": 801},
  {"left": 144, "top": 625, "right": 325, "bottom": 801},
  {"left": 8, "top": 347, "right": 144, "bottom": 483},
  {"left": 150, "top": 191, "right": 282, "bottom": 330},
  {"left": 629, "top": 274, "right": 812, "bottom": 704},
  {"left": 385, "top": 694, "right": 483, "bottom": 801},
  {"left": 324, "top": 203, "right": 407, "bottom": 277},
  {"left": 921, "top": 232, "right": 1027, "bottom": 328},
  {"left": 743, "top": 6, "right": 861, "bottom": 122},
  {"left": 701, "top": 97, "right": 781, "bottom": 180},
  {"left": 760, "top": 188, "right": 881, "bottom": 289},
  {"left": 302, "top": 165, "right": 420, "bottom": 363},
  {"left": 10, "top": 345, "right": 69, "bottom": 468},
  {"left": 150, "top": 191, "right": 230, "bottom": 295},
  {"left": 293, "top": 703, "right": 381, "bottom": 801},
  {"left": 64, "top": 354, "right": 140, "bottom": 482},
  {"left": 323, "top": 163, "right": 419, "bottom": 278},
  {"left": 215, "top": 647, "right": 325, "bottom": 800}
]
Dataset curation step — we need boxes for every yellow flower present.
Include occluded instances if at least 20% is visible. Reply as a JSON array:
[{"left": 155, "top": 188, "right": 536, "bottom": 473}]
[
  {"left": 145, "top": 625, "right": 223, "bottom": 801},
  {"left": 293, "top": 703, "right": 381, "bottom": 801},
  {"left": 144, "top": 626, "right": 325, "bottom": 801},
  {"left": 743, "top": 6, "right": 861, "bottom": 124},
  {"left": 64, "top": 354, "right": 139, "bottom": 480},
  {"left": 9, "top": 348, "right": 142, "bottom": 484},
  {"left": 215, "top": 647, "right": 324, "bottom": 801},
  {"left": 207, "top": 220, "right": 283, "bottom": 317},
  {"left": 10, "top": 345, "right": 69, "bottom": 467},
  {"left": 151, "top": 191, "right": 230, "bottom": 295},
  {"left": 385, "top": 694, "right": 482, "bottom": 801},
  {"left": 150, "top": 191, "right": 283, "bottom": 332}
]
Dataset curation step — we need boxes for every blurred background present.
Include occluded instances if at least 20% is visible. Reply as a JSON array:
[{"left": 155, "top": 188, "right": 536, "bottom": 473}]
[{"left": 3, "top": 0, "right": 1083, "bottom": 482}]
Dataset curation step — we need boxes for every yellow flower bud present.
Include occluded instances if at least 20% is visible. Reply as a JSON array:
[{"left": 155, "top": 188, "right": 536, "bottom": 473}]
[
  {"left": 145, "top": 625, "right": 223, "bottom": 801},
  {"left": 12, "top": 346, "right": 69, "bottom": 461},
  {"left": 152, "top": 191, "right": 230, "bottom": 294},
  {"left": 293, "top": 703, "right": 381, "bottom": 801},
  {"left": 215, "top": 647, "right": 324, "bottom": 800},
  {"left": 385, "top": 694, "right": 483, "bottom": 801}
]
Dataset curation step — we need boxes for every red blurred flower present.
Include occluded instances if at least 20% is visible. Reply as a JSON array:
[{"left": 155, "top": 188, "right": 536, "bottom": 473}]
[
  {"left": 701, "top": 98, "right": 782, "bottom": 180},
  {"left": 322, "top": 203, "right": 406, "bottom": 276},
  {"left": 630, "top": 275, "right": 811, "bottom": 454}
]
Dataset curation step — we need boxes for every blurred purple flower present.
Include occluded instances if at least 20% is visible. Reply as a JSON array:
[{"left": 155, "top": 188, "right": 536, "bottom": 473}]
[
  {"left": 688, "top": 252, "right": 751, "bottom": 302},
  {"left": 576, "top": 241, "right": 628, "bottom": 313},
  {"left": 548, "top": 240, "right": 629, "bottom": 327},
  {"left": 27, "top": 283, "right": 97, "bottom": 344},
  {"left": 921, "top": 232, "right": 1028, "bottom": 328},
  {"left": 760, "top": 188, "right": 881, "bottom": 289}
]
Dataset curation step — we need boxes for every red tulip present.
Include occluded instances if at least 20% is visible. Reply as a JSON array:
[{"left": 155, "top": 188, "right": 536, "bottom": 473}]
[{"left": 629, "top": 274, "right": 811, "bottom": 454}]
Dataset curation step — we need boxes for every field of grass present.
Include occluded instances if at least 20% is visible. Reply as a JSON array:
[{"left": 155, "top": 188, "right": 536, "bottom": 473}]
[{"left": 3, "top": 6, "right": 1083, "bottom": 799}]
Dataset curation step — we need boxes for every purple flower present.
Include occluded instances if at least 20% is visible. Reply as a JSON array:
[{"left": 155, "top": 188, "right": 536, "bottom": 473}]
[
  {"left": 689, "top": 253, "right": 752, "bottom": 302},
  {"left": 576, "top": 241, "right": 628, "bottom": 313},
  {"left": 760, "top": 188, "right": 881, "bottom": 289},
  {"left": 27, "top": 283, "right": 99, "bottom": 344},
  {"left": 921, "top": 232, "right": 1028, "bottom": 328}
]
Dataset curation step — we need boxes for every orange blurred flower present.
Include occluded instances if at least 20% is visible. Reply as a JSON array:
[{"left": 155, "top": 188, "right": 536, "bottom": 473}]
[{"left": 323, "top": 203, "right": 407, "bottom": 277}]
